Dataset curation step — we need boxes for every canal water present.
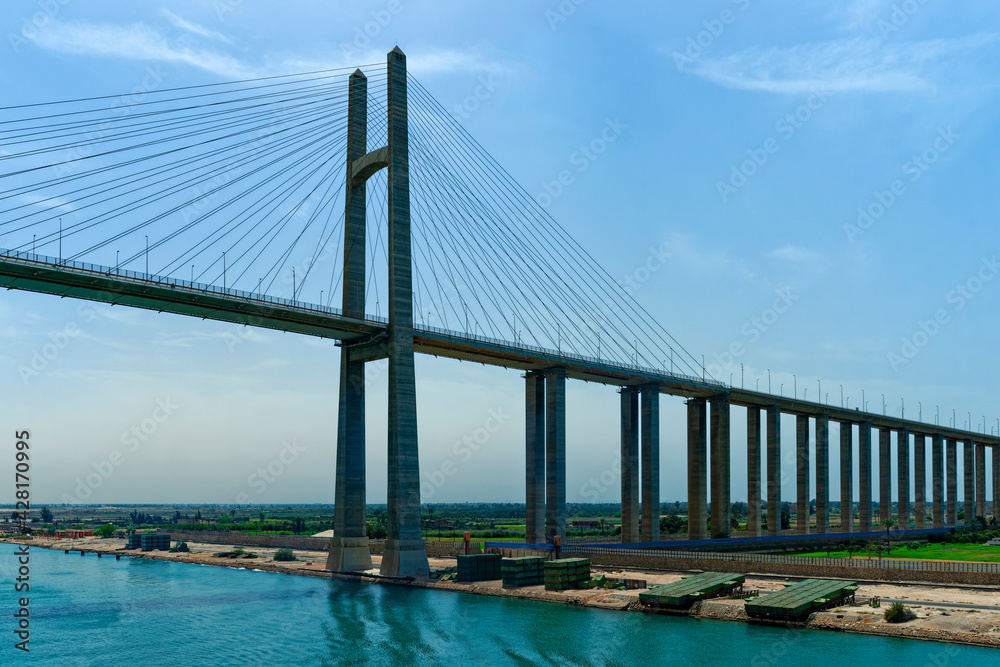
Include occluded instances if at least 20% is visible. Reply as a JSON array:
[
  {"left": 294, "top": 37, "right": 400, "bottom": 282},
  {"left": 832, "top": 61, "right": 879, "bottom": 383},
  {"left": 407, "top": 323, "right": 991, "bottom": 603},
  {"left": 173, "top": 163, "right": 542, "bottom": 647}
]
[{"left": 1, "top": 543, "right": 995, "bottom": 665}]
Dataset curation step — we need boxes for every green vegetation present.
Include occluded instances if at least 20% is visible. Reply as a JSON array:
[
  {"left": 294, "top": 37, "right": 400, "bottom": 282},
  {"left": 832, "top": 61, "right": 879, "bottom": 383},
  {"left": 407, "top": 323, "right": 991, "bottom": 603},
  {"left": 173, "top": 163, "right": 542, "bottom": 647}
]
[
  {"left": 799, "top": 542, "right": 1000, "bottom": 563},
  {"left": 884, "top": 602, "right": 915, "bottom": 623},
  {"left": 95, "top": 523, "right": 116, "bottom": 538},
  {"left": 274, "top": 548, "right": 297, "bottom": 562}
]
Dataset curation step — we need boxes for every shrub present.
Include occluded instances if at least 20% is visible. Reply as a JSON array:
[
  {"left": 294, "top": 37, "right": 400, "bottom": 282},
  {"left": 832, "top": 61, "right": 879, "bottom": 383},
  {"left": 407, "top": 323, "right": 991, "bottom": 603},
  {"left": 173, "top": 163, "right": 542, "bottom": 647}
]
[
  {"left": 884, "top": 602, "right": 915, "bottom": 623},
  {"left": 170, "top": 542, "right": 190, "bottom": 553},
  {"left": 274, "top": 548, "right": 297, "bottom": 562}
]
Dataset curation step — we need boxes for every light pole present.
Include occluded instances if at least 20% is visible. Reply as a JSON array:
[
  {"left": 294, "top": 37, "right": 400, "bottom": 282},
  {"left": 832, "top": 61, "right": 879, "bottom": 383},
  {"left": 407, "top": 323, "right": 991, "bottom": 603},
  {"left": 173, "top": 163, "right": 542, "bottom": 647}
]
[
  {"left": 804, "top": 388, "right": 808, "bottom": 400},
  {"left": 741, "top": 363, "right": 744, "bottom": 389},
  {"left": 862, "top": 389, "right": 866, "bottom": 412},
  {"left": 918, "top": 402, "right": 922, "bottom": 421},
  {"left": 840, "top": 384, "right": 844, "bottom": 407},
  {"left": 145, "top": 235, "right": 149, "bottom": 275},
  {"left": 881, "top": 393, "right": 885, "bottom": 416},
  {"left": 116, "top": 250, "right": 119, "bottom": 274},
  {"left": 224, "top": 252, "right": 228, "bottom": 292},
  {"left": 901, "top": 398, "right": 904, "bottom": 419},
  {"left": 768, "top": 369, "right": 771, "bottom": 394},
  {"left": 794, "top": 374, "right": 797, "bottom": 399},
  {"left": 780, "top": 383, "right": 784, "bottom": 397},
  {"left": 59, "top": 218, "right": 62, "bottom": 262},
  {"left": 817, "top": 380, "right": 821, "bottom": 404},
  {"left": 701, "top": 354, "right": 705, "bottom": 380}
]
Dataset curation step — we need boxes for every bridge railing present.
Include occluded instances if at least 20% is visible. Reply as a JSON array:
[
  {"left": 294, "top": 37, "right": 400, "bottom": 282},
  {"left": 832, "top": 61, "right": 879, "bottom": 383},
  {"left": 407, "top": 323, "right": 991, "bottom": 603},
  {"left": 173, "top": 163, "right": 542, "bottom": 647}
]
[
  {"left": 0, "top": 248, "right": 392, "bottom": 327},
  {"left": 413, "top": 321, "right": 726, "bottom": 389}
]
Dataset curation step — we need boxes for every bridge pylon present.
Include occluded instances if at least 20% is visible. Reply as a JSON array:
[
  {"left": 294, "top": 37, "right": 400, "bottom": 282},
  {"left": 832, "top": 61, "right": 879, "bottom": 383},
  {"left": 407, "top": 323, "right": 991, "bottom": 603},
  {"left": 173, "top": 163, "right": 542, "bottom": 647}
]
[{"left": 328, "top": 47, "right": 428, "bottom": 577}]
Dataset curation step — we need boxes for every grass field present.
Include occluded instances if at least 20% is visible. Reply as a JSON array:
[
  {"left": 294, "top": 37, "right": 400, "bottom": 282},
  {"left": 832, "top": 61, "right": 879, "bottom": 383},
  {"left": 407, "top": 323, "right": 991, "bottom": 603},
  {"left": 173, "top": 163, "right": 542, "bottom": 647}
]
[{"left": 798, "top": 542, "right": 1000, "bottom": 563}]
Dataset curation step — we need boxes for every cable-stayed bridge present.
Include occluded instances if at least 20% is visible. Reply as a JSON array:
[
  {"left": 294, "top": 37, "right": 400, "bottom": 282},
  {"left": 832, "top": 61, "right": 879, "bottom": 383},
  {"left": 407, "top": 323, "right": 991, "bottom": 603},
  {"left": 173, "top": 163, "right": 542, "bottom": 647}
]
[{"left": 2, "top": 48, "right": 997, "bottom": 577}]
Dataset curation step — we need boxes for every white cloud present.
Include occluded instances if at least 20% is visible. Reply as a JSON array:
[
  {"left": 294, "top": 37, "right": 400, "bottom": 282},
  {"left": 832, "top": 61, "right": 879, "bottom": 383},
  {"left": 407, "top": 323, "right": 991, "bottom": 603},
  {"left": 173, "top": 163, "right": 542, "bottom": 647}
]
[
  {"left": 31, "top": 20, "right": 256, "bottom": 79},
  {"left": 678, "top": 34, "right": 995, "bottom": 93},
  {"left": 838, "top": 0, "right": 895, "bottom": 31},
  {"left": 767, "top": 244, "right": 824, "bottom": 264},
  {"left": 20, "top": 193, "right": 75, "bottom": 213},
  {"left": 160, "top": 9, "right": 232, "bottom": 44}
]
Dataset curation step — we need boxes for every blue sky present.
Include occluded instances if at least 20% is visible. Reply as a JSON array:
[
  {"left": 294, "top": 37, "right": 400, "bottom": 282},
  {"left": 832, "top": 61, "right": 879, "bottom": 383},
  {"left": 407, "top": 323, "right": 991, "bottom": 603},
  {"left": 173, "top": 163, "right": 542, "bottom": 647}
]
[{"left": 1, "top": 1, "right": 998, "bottom": 507}]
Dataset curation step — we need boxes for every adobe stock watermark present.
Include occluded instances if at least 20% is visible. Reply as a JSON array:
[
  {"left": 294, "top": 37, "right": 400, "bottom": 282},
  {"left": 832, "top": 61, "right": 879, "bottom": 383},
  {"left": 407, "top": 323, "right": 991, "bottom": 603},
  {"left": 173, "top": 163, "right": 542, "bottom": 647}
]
[
  {"left": 59, "top": 397, "right": 179, "bottom": 503},
  {"left": 545, "top": 0, "right": 586, "bottom": 31},
  {"left": 671, "top": 0, "right": 753, "bottom": 71},
  {"left": 844, "top": 127, "right": 959, "bottom": 243},
  {"left": 706, "top": 286, "right": 799, "bottom": 381},
  {"left": 619, "top": 244, "right": 672, "bottom": 295},
  {"left": 580, "top": 453, "right": 621, "bottom": 502},
  {"left": 17, "top": 301, "right": 108, "bottom": 385},
  {"left": 420, "top": 407, "right": 511, "bottom": 501},
  {"left": 214, "top": 0, "right": 244, "bottom": 20},
  {"left": 887, "top": 255, "right": 998, "bottom": 372},
  {"left": 535, "top": 117, "right": 627, "bottom": 208},
  {"left": 235, "top": 439, "right": 306, "bottom": 504},
  {"left": 7, "top": 0, "right": 73, "bottom": 53},
  {"left": 876, "top": 0, "right": 931, "bottom": 39},
  {"left": 338, "top": 0, "right": 404, "bottom": 61},
  {"left": 54, "top": 65, "right": 168, "bottom": 178},
  {"left": 452, "top": 71, "right": 502, "bottom": 120},
  {"left": 717, "top": 86, "right": 832, "bottom": 202}
]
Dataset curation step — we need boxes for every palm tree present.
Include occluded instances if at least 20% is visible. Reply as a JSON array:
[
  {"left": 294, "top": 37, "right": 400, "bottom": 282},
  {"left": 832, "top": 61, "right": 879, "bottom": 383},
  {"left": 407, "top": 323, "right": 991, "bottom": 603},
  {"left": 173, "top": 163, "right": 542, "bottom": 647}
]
[{"left": 884, "top": 516, "right": 897, "bottom": 556}]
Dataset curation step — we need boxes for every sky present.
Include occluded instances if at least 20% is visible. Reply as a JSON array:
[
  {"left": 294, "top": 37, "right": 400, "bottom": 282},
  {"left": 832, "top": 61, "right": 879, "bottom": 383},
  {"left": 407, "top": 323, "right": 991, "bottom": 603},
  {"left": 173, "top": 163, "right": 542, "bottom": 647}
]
[{"left": 0, "top": 0, "right": 998, "bottom": 508}]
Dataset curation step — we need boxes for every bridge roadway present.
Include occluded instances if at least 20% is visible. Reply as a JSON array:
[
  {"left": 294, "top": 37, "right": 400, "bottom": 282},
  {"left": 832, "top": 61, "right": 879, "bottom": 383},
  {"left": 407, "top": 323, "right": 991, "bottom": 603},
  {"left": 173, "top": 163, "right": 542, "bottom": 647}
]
[{"left": 2, "top": 250, "right": 997, "bottom": 447}]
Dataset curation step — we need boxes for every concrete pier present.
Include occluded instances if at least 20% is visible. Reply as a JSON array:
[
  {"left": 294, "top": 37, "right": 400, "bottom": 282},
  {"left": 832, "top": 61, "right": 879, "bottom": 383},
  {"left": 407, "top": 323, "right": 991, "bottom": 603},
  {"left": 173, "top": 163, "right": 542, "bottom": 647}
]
[
  {"left": 381, "top": 47, "right": 429, "bottom": 578},
  {"left": 879, "top": 429, "right": 891, "bottom": 527},
  {"left": 747, "top": 408, "right": 762, "bottom": 537},
  {"left": 914, "top": 434, "right": 926, "bottom": 530},
  {"left": 932, "top": 435, "right": 943, "bottom": 528},
  {"left": 975, "top": 443, "right": 986, "bottom": 521},
  {"left": 796, "top": 415, "right": 810, "bottom": 535},
  {"left": 963, "top": 439, "right": 974, "bottom": 525},
  {"left": 525, "top": 372, "right": 546, "bottom": 545},
  {"left": 815, "top": 414, "right": 829, "bottom": 534},
  {"left": 946, "top": 439, "right": 957, "bottom": 525},
  {"left": 545, "top": 369, "right": 567, "bottom": 544},
  {"left": 640, "top": 386, "right": 660, "bottom": 542},
  {"left": 619, "top": 387, "right": 639, "bottom": 543},
  {"left": 897, "top": 429, "right": 910, "bottom": 528},
  {"left": 840, "top": 422, "right": 853, "bottom": 533},
  {"left": 858, "top": 422, "right": 872, "bottom": 532},
  {"left": 329, "top": 69, "right": 372, "bottom": 573},
  {"left": 994, "top": 446, "right": 1000, "bottom": 521},
  {"left": 993, "top": 446, "right": 999, "bottom": 521},
  {"left": 710, "top": 395, "right": 731, "bottom": 539},
  {"left": 687, "top": 399, "right": 708, "bottom": 540},
  {"left": 766, "top": 406, "right": 781, "bottom": 537}
]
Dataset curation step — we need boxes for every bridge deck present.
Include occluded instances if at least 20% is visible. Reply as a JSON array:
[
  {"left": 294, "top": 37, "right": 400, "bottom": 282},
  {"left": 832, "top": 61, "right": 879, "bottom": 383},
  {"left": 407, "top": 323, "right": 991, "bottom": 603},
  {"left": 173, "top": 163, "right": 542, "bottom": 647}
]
[{"left": 2, "top": 251, "right": 997, "bottom": 445}]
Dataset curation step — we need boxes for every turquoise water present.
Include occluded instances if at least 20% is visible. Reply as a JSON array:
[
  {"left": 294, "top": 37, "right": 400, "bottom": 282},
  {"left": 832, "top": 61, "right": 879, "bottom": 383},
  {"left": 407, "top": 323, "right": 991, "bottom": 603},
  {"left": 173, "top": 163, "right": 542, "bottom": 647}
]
[{"left": 1, "top": 543, "right": 996, "bottom": 666}]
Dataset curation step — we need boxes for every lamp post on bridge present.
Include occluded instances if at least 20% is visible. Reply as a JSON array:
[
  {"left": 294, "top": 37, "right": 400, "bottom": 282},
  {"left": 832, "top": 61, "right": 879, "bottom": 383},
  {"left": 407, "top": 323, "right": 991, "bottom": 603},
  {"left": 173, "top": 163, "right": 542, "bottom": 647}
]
[
  {"left": 862, "top": 389, "right": 866, "bottom": 412},
  {"left": 918, "top": 402, "right": 922, "bottom": 421},
  {"left": 793, "top": 374, "right": 796, "bottom": 399},
  {"left": 881, "top": 393, "right": 885, "bottom": 416},
  {"left": 116, "top": 250, "right": 119, "bottom": 275},
  {"left": 768, "top": 369, "right": 771, "bottom": 394},
  {"left": 780, "top": 383, "right": 783, "bottom": 397},
  {"left": 840, "top": 384, "right": 843, "bottom": 407},
  {"left": 145, "top": 235, "right": 149, "bottom": 276},
  {"left": 901, "top": 398, "right": 904, "bottom": 419},
  {"left": 741, "top": 363, "right": 744, "bottom": 389}
]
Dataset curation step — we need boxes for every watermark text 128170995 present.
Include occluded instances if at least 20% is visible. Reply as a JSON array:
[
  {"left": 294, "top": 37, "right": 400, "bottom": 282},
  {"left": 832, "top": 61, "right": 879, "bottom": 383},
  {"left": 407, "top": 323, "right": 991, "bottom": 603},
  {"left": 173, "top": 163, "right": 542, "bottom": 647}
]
[{"left": 13, "top": 429, "right": 32, "bottom": 652}]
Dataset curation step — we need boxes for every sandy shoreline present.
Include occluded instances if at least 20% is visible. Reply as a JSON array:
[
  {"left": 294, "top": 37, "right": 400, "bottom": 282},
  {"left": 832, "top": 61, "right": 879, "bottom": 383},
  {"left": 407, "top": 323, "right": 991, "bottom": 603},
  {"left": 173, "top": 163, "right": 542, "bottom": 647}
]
[{"left": 11, "top": 536, "right": 1000, "bottom": 649}]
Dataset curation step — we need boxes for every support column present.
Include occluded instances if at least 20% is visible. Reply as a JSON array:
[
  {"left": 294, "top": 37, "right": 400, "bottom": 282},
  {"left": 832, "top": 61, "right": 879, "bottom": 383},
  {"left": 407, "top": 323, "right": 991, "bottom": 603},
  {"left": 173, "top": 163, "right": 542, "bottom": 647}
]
[
  {"left": 840, "top": 422, "right": 853, "bottom": 533},
  {"left": 525, "top": 372, "right": 546, "bottom": 545},
  {"left": 932, "top": 435, "right": 943, "bottom": 528},
  {"left": 710, "top": 395, "right": 731, "bottom": 539},
  {"left": 816, "top": 415, "right": 829, "bottom": 534},
  {"left": 975, "top": 444, "right": 986, "bottom": 521},
  {"left": 897, "top": 429, "right": 910, "bottom": 529},
  {"left": 545, "top": 369, "right": 567, "bottom": 544},
  {"left": 329, "top": 69, "right": 371, "bottom": 573},
  {"left": 796, "top": 414, "right": 810, "bottom": 535},
  {"left": 964, "top": 439, "right": 975, "bottom": 525},
  {"left": 994, "top": 446, "right": 1000, "bottom": 522},
  {"left": 641, "top": 386, "right": 660, "bottom": 543},
  {"left": 914, "top": 435, "right": 926, "bottom": 530},
  {"left": 879, "top": 429, "right": 891, "bottom": 528},
  {"left": 946, "top": 439, "right": 957, "bottom": 525},
  {"left": 859, "top": 422, "right": 872, "bottom": 532},
  {"left": 687, "top": 399, "right": 707, "bottom": 540},
  {"left": 382, "top": 47, "right": 429, "bottom": 577},
  {"left": 766, "top": 406, "right": 782, "bottom": 537},
  {"left": 747, "top": 408, "right": 762, "bottom": 537},
  {"left": 619, "top": 387, "right": 639, "bottom": 543}
]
